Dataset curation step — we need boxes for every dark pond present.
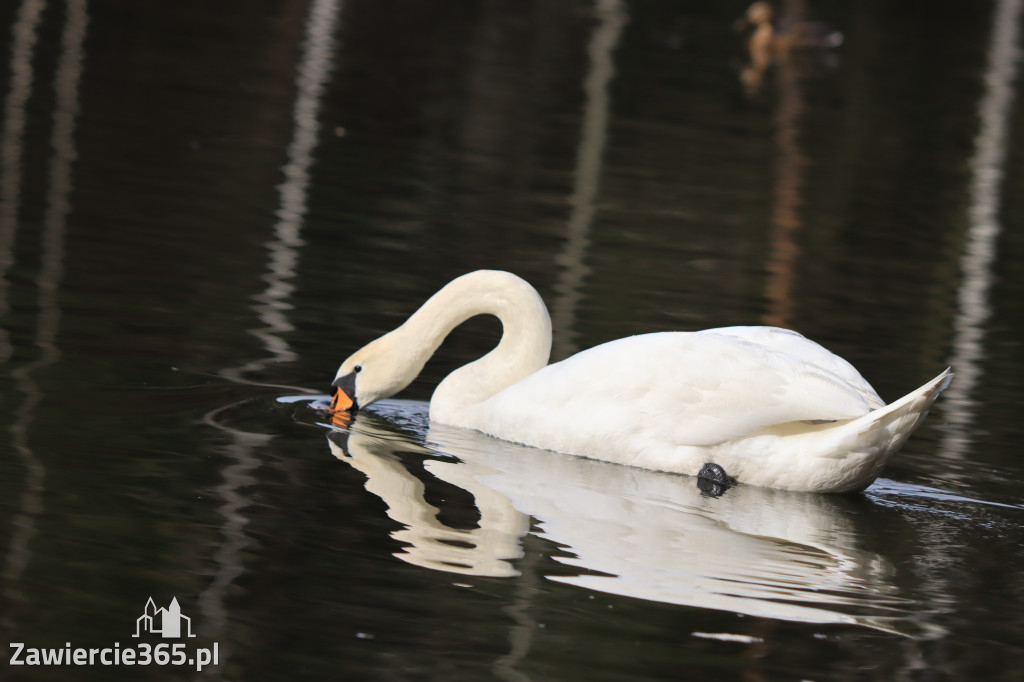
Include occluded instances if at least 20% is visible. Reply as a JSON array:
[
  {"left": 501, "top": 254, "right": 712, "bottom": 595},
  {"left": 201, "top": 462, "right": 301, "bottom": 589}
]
[{"left": 2, "top": 0, "right": 1024, "bottom": 679}]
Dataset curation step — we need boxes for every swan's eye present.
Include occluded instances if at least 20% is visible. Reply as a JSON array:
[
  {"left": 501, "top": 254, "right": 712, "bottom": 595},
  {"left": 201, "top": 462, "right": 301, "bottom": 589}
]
[{"left": 353, "top": 365, "right": 362, "bottom": 373}]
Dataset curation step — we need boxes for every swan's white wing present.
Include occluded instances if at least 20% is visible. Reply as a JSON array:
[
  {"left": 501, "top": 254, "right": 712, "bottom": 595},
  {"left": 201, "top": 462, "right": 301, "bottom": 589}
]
[
  {"left": 479, "top": 330, "right": 881, "bottom": 450},
  {"left": 707, "top": 327, "right": 884, "bottom": 408}
]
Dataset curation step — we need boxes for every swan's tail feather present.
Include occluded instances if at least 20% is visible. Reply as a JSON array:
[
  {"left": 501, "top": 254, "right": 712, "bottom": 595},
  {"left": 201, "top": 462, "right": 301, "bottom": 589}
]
[
  {"left": 828, "top": 368, "right": 953, "bottom": 493},
  {"left": 874, "top": 367, "right": 953, "bottom": 440}
]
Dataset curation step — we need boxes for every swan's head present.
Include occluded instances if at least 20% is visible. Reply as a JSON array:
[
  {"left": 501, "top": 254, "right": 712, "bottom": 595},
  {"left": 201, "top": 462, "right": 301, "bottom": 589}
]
[{"left": 331, "top": 330, "right": 425, "bottom": 413}]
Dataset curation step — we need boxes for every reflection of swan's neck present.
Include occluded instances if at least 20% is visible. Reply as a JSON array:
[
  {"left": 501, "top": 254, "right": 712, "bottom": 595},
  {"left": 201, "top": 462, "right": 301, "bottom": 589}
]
[
  {"left": 395, "top": 271, "right": 552, "bottom": 422},
  {"left": 327, "top": 425, "right": 529, "bottom": 577}
]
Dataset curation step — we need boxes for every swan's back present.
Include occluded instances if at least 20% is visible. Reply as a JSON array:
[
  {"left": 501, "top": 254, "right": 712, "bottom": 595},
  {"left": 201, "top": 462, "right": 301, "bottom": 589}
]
[{"left": 467, "top": 328, "right": 887, "bottom": 468}]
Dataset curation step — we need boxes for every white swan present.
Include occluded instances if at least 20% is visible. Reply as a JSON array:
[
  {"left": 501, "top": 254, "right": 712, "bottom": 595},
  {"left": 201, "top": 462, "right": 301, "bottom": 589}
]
[{"left": 331, "top": 270, "right": 952, "bottom": 493}]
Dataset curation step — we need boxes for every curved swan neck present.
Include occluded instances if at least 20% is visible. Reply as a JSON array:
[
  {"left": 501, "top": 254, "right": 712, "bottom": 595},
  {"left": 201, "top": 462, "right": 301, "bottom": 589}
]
[{"left": 394, "top": 271, "right": 551, "bottom": 421}]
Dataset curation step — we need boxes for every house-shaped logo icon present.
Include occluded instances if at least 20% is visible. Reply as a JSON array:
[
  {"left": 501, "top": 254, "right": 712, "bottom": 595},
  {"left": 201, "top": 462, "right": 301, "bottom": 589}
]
[{"left": 133, "top": 597, "right": 196, "bottom": 638}]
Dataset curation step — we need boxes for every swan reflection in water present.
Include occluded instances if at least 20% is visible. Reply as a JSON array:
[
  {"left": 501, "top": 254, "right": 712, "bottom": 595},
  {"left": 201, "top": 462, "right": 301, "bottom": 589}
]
[{"left": 326, "top": 400, "right": 914, "bottom": 634}]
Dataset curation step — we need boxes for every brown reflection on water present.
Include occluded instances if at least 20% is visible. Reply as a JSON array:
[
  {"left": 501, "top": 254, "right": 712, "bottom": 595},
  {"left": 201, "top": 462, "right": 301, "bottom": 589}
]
[
  {"left": 762, "top": 4, "right": 806, "bottom": 331},
  {"left": 738, "top": 0, "right": 843, "bottom": 329}
]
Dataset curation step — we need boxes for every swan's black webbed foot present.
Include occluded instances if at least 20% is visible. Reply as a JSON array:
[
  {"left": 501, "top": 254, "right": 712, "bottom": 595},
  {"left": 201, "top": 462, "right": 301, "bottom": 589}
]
[{"left": 697, "top": 462, "right": 732, "bottom": 497}]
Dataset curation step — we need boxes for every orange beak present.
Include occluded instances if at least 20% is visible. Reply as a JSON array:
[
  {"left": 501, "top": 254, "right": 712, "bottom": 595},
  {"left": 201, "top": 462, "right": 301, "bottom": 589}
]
[
  {"left": 330, "top": 372, "right": 358, "bottom": 414},
  {"left": 330, "top": 388, "right": 354, "bottom": 412}
]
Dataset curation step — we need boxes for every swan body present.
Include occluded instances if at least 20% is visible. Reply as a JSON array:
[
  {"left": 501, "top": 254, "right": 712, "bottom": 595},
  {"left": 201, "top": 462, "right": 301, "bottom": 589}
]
[{"left": 332, "top": 270, "right": 952, "bottom": 493}]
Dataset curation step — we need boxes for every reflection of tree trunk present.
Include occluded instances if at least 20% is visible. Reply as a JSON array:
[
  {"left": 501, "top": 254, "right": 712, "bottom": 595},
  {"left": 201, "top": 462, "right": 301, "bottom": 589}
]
[
  {"left": 551, "top": 0, "right": 627, "bottom": 360},
  {"left": 221, "top": 0, "right": 342, "bottom": 391},
  {"left": 1, "top": 0, "right": 87, "bottom": 631},
  {"left": 200, "top": 0, "right": 341, "bottom": 673},
  {"left": 939, "top": 0, "right": 1023, "bottom": 460},
  {"left": 493, "top": 534, "right": 542, "bottom": 682},
  {"left": 0, "top": 0, "right": 47, "bottom": 366},
  {"left": 763, "top": 0, "right": 808, "bottom": 329},
  {"left": 452, "top": 0, "right": 559, "bottom": 261}
]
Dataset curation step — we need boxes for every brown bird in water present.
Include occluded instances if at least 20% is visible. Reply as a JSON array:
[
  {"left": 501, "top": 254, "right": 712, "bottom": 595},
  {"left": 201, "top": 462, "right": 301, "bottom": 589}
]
[
  {"left": 740, "top": 1, "right": 843, "bottom": 55},
  {"left": 736, "top": 2, "right": 843, "bottom": 94}
]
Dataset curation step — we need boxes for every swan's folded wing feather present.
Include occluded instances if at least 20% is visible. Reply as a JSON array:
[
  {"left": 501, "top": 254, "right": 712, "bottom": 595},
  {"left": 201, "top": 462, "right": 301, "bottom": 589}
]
[
  {"left": 481, "top": 331, "right": 879, "bottom": 449},
  {"left": 704, "top": 326, "right": 884, "bottom": 408}
]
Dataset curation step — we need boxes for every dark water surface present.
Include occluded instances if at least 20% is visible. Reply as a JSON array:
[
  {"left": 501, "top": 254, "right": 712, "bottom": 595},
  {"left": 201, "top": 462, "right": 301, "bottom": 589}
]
[{"left": 3, "top": 0, "right": 1024, "bottom": 679}]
